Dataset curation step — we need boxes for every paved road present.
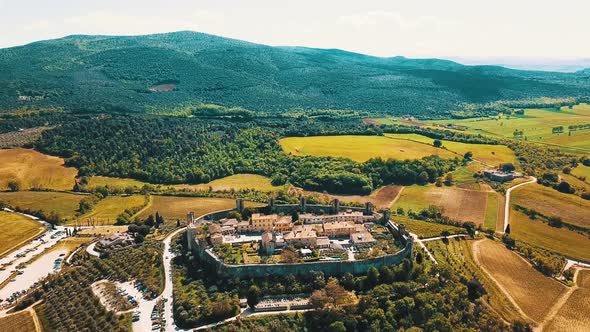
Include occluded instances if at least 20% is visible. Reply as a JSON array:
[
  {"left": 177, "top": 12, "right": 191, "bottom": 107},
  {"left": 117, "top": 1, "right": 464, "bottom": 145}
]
[
  {"left": 85, "top": 242, "right": 101, "bottom": 257},
  {"left": 129, "top": 226, "right": 189, "bottom": 332},
  {"left": 502, "top": 176, "right": 537, "bottom": 233}
]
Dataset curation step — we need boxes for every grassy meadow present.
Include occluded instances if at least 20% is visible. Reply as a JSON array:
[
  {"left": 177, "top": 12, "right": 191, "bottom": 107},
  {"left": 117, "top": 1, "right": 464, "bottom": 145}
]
[
  {"left": 0, "top": 191, "right": 83, "bottom": 221},
  {"left": 0, "top": 211, "right": 44, "bottom": 256},
  {"left": 86, "top": 176, "right": 149, "bottom": 191},
  {"left": 510, "top": 209, "right": 590, "bottom": 261},
  {"left": 571, "top": 165, "right": 590, "bottom": 181},
  {"left": 0, "top": 149, "right": 77, "bottom": 191},
  {"left": 74, "top": 195, "right": 147, "bottom": 225},
  {"left": 393, "top": 215, "right": 464, "bottom": 238}
]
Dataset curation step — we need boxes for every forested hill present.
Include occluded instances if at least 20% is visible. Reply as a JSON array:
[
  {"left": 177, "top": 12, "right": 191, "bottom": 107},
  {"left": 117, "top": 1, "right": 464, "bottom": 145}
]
[{"left": 1, "top": 31, "right": 589, "bottom": 116}]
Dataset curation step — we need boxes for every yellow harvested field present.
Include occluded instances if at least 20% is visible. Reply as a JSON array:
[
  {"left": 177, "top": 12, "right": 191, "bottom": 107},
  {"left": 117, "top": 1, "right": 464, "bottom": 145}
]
[
  {"left": 0, "top": 149, "right": 77, "bottom": 191},
  {"left": 138, "top": 196, "right": 265, "bottom": 221},
  {"left": 87, "top": 176, "right": 149, "bottom": 190},
  {"left": 473, "top": 239, "right": 566, "bottom": 323},
  {"left": 511, "top": 183, "right": 590, "bottom": 228},
  {"left": 0, "top": 191, "right": 83, "bottom": 222},
  {"left": 510, "top": 210, "right": 590, "bottom": 262},
  {"left": 304, "top": 185, "right": 403, "bottom": 209},
  {"left": 0, "top": 211, "right": 44, "bottom": 257},
  {"left": 280, "top": 134, "right": 516, "bottom": 165},
  {"left": 172, "top": 174, "right": 281, "bottom": 192},
  {"left": 545, "top": 269, "right": 590, "bottom": 332},
  {"left": 384, "top": 133, "right": 517, "bottom": 166},
  {"left": 0, "top": 310, "right": 37, "bottom": 332},
  {"left": 280, "top": 135, "right": 457, "bottom": 162},
  {"left": 393, "top": 185, "right": 488, "bottom": 225},
  {"left": 74, "top": 195, "right": 146, "bottom": 225}
]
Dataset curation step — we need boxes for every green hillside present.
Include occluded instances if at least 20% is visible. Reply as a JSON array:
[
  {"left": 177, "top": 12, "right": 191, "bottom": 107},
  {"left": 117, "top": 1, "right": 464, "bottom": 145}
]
[{"left": 1, "top": 31, "right": 588, "bottom": 116}]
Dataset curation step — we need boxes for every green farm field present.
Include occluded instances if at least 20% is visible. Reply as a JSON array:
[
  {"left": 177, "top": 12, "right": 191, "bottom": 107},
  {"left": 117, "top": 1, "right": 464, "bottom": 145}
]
[
  {"left": 0, "top": 211, "right": 44, "bottom": 257},
  {"left": 280, "top": 134, "right": 517, "bottom": 165},
  {"left": 431, "top": 104, "right": 590, "bottom": 154},
  {"left": 0, "top": 191, "right": 83, "bottom": 222}
]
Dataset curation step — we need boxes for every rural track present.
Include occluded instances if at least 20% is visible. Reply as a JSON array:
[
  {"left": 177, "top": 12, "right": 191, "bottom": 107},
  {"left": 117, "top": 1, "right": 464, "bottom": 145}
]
[{"left": 502, "top": 176, "right": 537, "bottom": 233}]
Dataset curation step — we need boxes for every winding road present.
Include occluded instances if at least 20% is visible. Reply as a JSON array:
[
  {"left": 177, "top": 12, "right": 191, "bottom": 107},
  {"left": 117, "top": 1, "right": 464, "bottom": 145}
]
[{"left": 502, "top": 176, "right": 537, "bottom": 233}]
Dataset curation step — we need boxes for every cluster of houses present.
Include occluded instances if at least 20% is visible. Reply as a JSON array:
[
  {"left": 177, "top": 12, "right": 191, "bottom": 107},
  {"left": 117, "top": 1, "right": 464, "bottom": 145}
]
[{"left": 206, "top": 210, "right": 377, "bottom": 255}]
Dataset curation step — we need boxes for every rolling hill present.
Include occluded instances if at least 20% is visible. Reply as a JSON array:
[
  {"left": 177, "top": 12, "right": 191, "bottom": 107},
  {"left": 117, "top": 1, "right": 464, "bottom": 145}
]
[{"left": 0, "top": 31, "right": 589, "bottom": 116}]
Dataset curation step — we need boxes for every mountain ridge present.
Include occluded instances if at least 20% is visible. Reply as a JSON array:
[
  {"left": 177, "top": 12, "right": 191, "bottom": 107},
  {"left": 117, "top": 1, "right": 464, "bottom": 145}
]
[{"left": 0, "top": 31, "right": 588, "bottom": 116}]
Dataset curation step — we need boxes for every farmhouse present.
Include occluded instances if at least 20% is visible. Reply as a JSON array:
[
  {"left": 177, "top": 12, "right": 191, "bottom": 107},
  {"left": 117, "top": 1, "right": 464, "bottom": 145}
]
[
  {"left": 483, "top": 169, "right": 523, "bottom": 182},
  {"left": 98, "top": 232, "right": 134, "bottom": 249}
]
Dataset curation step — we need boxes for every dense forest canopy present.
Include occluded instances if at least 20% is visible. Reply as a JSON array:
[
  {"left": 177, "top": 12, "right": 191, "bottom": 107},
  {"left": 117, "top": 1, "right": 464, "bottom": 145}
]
[
  {"left": 29, "top": 113, "right": 459, "bottom": 194},
  {"left": 1, "top": 31, "right": 589, "bottom": 117}
]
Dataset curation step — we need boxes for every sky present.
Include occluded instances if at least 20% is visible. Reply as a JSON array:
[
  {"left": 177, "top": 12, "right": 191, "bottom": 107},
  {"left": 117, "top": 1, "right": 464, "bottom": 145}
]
[{"left": 1, "top": 0, "right": 589, "bottom": 60}]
